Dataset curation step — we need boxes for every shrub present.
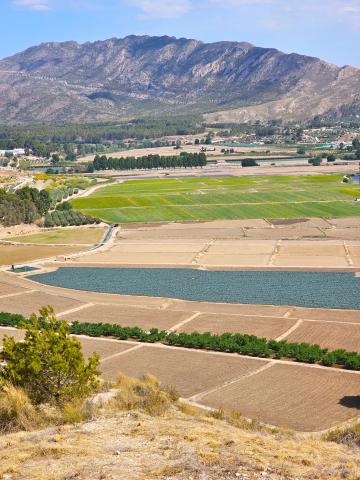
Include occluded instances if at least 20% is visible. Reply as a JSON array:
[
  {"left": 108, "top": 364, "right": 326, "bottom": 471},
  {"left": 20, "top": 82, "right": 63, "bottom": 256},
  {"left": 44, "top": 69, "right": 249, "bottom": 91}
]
[{"left": 0, "top": 307, "right": 101, "bottom": 406}]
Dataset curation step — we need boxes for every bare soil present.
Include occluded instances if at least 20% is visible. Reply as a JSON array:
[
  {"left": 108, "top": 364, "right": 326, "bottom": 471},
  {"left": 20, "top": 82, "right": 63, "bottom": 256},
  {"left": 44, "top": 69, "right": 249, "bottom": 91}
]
[
  {"left": 286, "top": 321, "right": 360, "bottom": 351},
  {"left": 65, "top": 304, "right": 192, "bottom": 331},
  {"left": 200, "top": 363, "right": 360, "bottom": 431},
  {"left": 0, "top": 291, "right": 84, "bottom": 316},
  {"left": 100, "top": 344, "right": 266, "bottom": 398},
  {"left": 179, "top": 313, "right": 297, "bottom": 338}
]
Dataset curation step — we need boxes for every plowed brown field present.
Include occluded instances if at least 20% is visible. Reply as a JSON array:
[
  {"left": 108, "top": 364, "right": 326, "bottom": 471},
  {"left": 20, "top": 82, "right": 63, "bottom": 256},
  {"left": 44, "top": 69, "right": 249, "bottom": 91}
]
[
  {"left": 286, "top": 321, "right": 360, "bottom": 352},
  {"left": 200, "top": 363, "right": 360, "bottom": 431},
  {"left": 179, "top": 313, "right": 296, "bottom": 338},
  {"left": 100, "top": 344, "right": 267, "bottom": 398},
  {"left": 65, "top": 304, "right": 192, "bottom": 331}
]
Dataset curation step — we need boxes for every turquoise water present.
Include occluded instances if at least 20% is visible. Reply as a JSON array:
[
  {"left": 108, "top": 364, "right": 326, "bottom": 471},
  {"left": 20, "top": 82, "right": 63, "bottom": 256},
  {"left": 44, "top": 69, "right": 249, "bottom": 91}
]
[
  {"left": 10, "top": 266, "right": 39, "bottom": 273},
  {"left": 29, "top": 268, "right": 360, "bottom": 310}
]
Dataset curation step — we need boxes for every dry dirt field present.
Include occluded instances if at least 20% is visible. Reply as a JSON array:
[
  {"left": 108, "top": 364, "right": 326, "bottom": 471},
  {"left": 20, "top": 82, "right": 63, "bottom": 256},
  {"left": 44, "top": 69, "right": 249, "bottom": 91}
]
[
  {"left": 73, "top": 231, "right": 360, "bottom": 269},
  {"left": 178, "top": 313, "right": 298, "bottom": 338},
  {"left": 0, "top": 290, "right": 83, "bottom": 316},
  {"left": 64, "top": 304, "right": 193, "bottom": 331},
  {"left": 72, "top": 238, "right": 360, "bottom": 270},
  {"left": 200, "top": 364, "right": 360, "bottom": 432},
  {"left": 100, "top": 344, "right": 269, "bottom": 398},
  {"left": 285, "top": 321, "right": 360, "bottom": 351}
]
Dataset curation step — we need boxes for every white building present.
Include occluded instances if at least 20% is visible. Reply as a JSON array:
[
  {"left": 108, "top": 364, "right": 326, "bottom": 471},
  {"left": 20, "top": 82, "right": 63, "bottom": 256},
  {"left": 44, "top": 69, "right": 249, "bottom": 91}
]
[{"left": 0, "top": 148, "right": 26, "bottom": 156}]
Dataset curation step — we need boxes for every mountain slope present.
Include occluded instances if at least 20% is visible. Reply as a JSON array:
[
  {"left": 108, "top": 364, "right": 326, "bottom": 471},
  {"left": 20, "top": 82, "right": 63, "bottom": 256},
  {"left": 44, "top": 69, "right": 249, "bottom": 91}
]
[{"left": 0, "top": 35, "right": 359, "bottom": 123}]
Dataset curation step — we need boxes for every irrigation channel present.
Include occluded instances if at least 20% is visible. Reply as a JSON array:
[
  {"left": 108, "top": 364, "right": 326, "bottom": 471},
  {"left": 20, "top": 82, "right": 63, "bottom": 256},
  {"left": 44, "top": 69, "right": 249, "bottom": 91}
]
[{"left": 29, "top": 268, "right": 360, "bottom": 310}]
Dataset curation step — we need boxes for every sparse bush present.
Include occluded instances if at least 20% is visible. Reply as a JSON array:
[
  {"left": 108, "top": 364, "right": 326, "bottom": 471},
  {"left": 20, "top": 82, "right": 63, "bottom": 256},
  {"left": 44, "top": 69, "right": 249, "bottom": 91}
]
[{"left": 0, "top": 307, "right": 101, "bottom": 406}]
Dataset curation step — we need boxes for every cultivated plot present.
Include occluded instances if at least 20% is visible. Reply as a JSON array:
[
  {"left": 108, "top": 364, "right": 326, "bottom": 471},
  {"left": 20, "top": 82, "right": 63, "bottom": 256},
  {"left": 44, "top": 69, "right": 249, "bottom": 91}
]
[
  {"left": 100, "top": 344, "right": 267, "bottom": 398},
  {"left": 200, "top": 363, "right": 360, "bottom": 432},
  {"left": 178, "top": 313, "right": 297, "bottom": 338},
  {"left": 0, "top": 291, "right": 84, "bottom": 316},
  {"left": 77, "top": 336, "right": 136, "bottom": 360},
  {"left": 0, "top": 244, "right": 86, "bottom": 266},
  {"left": 7, "top": 227, "right": 106, "bottom": 245},
  {"left": 71, "top": 175, "right": 360, "bottom": 223},
  {"left": 65, "top": 304, "right": 192, "bottom": 331},
  {"left": 286, "top": 321, "right": 360, "bottom": 352},
  {"left": 0, "top": 281, "right": 28, "bottom": 297}
]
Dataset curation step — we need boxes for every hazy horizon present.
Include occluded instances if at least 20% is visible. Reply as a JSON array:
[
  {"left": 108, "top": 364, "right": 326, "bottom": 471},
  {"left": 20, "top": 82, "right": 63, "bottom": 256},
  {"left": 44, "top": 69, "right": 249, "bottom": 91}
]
[{"left": 1, "top": 0, "right": 360, "bottom": 67}]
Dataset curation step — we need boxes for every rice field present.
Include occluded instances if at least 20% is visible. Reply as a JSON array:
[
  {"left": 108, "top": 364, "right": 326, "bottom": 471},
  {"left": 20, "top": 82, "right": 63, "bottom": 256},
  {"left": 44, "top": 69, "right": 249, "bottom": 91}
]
[{"left": 70, "top": 175, "right": 360, "bottom": 223}]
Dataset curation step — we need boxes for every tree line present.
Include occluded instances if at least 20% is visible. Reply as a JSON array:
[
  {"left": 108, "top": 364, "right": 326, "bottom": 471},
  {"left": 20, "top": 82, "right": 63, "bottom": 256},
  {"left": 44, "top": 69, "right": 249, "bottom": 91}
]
[
  {"left": 0, "top": 187, "right": 51, "bottom": 226},
  {"left": 0, "top": 115, "right": 204, "bottom": 148},
  {"left": 89, "top": 152, "right": 207, "bottom": 171},
  {"left": 0, "top": 312, "right": 359, "bottom": 371}
]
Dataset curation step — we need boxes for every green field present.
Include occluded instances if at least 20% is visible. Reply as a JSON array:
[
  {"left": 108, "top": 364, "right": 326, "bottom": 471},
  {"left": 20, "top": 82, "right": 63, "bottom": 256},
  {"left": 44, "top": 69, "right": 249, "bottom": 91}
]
[{"left": 70, "top": 175, "right": 360, "bottom": 223}]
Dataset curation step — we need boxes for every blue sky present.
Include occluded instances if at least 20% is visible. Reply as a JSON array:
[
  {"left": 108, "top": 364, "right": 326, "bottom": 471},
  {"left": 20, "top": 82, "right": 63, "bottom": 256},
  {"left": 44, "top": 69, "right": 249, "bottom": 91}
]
[{"left": 1, "top": 0, "right": 360, "bottom": 67}]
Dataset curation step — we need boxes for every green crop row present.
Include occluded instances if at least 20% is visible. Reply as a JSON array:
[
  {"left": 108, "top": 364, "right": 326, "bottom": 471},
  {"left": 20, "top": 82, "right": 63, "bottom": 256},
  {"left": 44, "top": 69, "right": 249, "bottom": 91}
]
[{"left": 0, "top": 312, "right": 359, "bottom": 370}]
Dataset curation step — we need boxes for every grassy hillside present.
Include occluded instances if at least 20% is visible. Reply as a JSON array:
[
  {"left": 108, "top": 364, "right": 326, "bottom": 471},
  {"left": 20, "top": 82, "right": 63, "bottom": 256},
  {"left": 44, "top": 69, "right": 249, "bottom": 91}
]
[{"left": 70, "top": 175, "right": 360, "bottom": 223}]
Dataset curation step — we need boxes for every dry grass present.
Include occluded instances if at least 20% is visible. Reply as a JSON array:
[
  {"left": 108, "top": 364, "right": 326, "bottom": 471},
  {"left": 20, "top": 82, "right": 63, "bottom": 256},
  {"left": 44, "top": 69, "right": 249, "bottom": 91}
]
[
  {"left": 0, "top": 375, "right": 359, "bottom": 479},
  {"left": 112, "top": 373, "right": 176, "bottom": 416},
  {"left": 324, "top": 423, "right": 360, "bottom": 448},
  {"left": 0, "top": 384, "right": 41, "bottom": 433}
]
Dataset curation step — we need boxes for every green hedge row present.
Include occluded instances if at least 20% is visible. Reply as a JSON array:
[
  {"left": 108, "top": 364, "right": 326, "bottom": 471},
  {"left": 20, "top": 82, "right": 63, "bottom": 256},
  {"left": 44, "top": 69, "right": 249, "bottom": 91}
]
[{"left": 1, "top": 312, "right": 359, "bottom": 370}]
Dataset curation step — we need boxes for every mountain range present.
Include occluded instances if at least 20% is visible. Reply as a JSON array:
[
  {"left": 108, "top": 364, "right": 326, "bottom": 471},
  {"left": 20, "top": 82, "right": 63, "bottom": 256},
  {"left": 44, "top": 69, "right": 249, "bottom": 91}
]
[{"left": 0, "top": 35, "right": 359, "bottom": 123}]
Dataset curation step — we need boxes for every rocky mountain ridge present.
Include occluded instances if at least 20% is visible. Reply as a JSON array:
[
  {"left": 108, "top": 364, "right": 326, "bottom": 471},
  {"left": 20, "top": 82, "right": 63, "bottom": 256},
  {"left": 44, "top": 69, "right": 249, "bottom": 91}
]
[{"left": 0, "top": 35, "right": 359, "bottom": 123}]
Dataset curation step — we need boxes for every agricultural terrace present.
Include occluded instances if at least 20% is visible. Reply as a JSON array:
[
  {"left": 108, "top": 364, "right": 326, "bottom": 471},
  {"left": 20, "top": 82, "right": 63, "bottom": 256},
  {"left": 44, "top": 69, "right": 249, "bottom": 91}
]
[{"left": 70, "top": 175, "right": 360, "bottom": 223}]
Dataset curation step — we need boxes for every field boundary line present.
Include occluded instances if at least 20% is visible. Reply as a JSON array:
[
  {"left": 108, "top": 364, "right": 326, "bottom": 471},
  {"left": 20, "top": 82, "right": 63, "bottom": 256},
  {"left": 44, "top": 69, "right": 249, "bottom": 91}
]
[
  {"left": 191, "top": 240, "right": 215, "bottom": 265},
  {"left": 283, "top": 307, "right": 295, "bottom": 318},
  {"left": 168, "top": 312, "right": 202, "bottom": 332},
  {"left": 343, "top": 241, "right": 354, "bottom": 266},
  {"left": 194, "top": 311, "right": 295, "bottom": 320},
  {"left": 0, "top": 289, "right": 37, "bottom": 299},
  {"left": 189, "top": 361, "right": 277, "bottom": 402},
  {"left": 57, "top": 303, "right": 94, "bottom": 318},
  {"left": 100, "top": 344, "right": 144, "bottom": 363},
  {"left": 267, "top": 239, "right": 281, "bottom": 266},
  {"left": 275, "top": 319, "right": 303, "bottom": 341},
  {"left": 104, "top": 340, "right": 360, "bottom": 375},
  {"left": 297, "top": 317, "right": 360, "bottom": 326}
]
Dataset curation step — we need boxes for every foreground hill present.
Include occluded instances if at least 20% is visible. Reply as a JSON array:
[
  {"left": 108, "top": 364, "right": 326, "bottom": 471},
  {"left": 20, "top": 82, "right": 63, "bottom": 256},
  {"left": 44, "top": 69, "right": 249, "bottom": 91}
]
[
  {"left": 1, "top": 405, "right": 359, "bottom": 479},
  {"left": 0, "top": 35, "right": 360, "bottom": 123}
]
